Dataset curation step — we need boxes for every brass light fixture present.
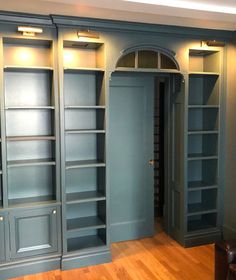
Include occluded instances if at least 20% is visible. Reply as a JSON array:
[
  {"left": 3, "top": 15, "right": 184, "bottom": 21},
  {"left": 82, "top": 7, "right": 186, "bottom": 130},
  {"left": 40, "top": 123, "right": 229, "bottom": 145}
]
[
  {"left": 18, "top": 26, "right": 43, "bottom": 37},
  {"left": 201, "top": 40, "right": 225, "bottom": 47},
  {"left": 77, "top": 29, "right": 99, "bottom": 39}
]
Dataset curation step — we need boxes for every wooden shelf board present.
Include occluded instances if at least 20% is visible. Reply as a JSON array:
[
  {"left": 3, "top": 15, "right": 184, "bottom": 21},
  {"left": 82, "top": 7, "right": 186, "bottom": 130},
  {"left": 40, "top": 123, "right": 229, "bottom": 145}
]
[
  {"left": 65, "top": 105, "right": 105, "bottom": 109},
  {"left": 187, "top": 220, "right": 217, "bottom": 233},
  {"left": 188, "top": 130, "right": 218, "bottom": 135},
  {"left": 67, "top": 216, "right": 106, "bottom": 232},
  {"left": 66, "top": 160, "right": 105, "bottom": 170},
  {"left": 66, "top": 191, "right": 106, "bottom": 204},
  {"left": 188, "top": 154, "right": 218, "bottom": 160},
  {"left": 8, "top": 158, "right": 56, "bottom": 168},
  {"left": 187, "top": 203, "right": 217, "bottom": 216},
  {"left": 188, "top": 105, "right": 219, "bottom": 109},
  {"left": 65, "top": 129, "right": 105, "bottom": 134},
  {"left": 5, "top": 106, "right": 55, "bottom": 110},
  {"left": 7, "top": 135, "right": 56, "bottom": 141},
  {"left": 8, "top": 195, "right": 56, "bottom": 207},
  {"left": 189, "top": 72, "right": 220, "bottom": 76},
  {"left": 67, "top": 235, "right": 106, "bottom": 252},
  {"left": 189, "top": 49, "right": 218, "bottom": 56},
  {"left": 4, "top": 66, "right": 53, "bottom": 71},
  {"left": 188, "top": 181, "right": 218, "bottom": 190},
  {"left": 64, "top": 67, "right": 105, "bottom": 73}
]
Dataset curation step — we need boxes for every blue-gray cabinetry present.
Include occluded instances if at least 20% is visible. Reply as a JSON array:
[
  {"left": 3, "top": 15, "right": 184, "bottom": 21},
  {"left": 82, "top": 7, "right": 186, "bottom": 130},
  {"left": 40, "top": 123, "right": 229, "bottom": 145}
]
[
  {"left": 0, "top": 212, "right": 7, "bottom": 263},
  {"left": 9, "top": 206, "right": 60, "bottom": 259},
  {"left": 185, "top": 48, "right": 223, "bottom": 246}
]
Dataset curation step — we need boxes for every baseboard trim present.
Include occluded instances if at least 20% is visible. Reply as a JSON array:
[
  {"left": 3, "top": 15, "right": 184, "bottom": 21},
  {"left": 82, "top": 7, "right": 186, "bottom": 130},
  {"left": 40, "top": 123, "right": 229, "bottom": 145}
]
[
  {"left": 184, "top": 230, "right": 222, "bottom": 247},
  {"left": 0, "top": 255, "right": 61, "bottom": 280},
  {"left": 110, "top": 220, "right": 153, "bottom": 243},
  {"left": 223, "top": 224, "right": 236, "bottom": 239},
  {"left": 61, "top": 248, "right": 112, "bottom": 270}
]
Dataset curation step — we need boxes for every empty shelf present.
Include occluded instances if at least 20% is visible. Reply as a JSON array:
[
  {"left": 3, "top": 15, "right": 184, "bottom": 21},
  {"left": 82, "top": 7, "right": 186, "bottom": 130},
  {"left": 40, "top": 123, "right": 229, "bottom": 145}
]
[
  {"left": 189, "top": 72, "right": 220, "bottom": 76},
  {"left": 65, "top": 129, "right": 105, "bottom": 134},
  {"left": 8, "top": 158, "right": 56, "bottom": 167},
  {"left": 5, "top": 106, "right": 55, "bottom": 110},
  {"left": 188, "top": 105, "right": 219, "bottom": 109},
  {"left": 4, "top": 66, "right": 53, "bottom": 71},
  {"left": 7, "top": 135, "right": 56, "bottom": 141},
  {"left": 8, "top": 195, "right": 56, "bottom": 207},
  {"left": 67, "top": 235, "right": 106, "bottom": 252},
  {"left": 64, "top": 67, "right": 105, "bottom": 73},
  {"left": 66, "top": 160, "right": 106, "bottom": 170},
  {"left": 67, "top": 216, "right": 106, "bottom": 232},
  {"left": 187, "top": 219, "right": 217, "bottom": 232},
  {"left": 65, "top": 106, "right": 105, "bottom": 109},
  {"left": 188, "top": 181, "right": 218, "bottom": 190},
  {"left": 188, "top": 130, "right": 218, "bottom": 135},
  {"left": 188, "top": 203, "right": 217, "bottom": 215},
  {"left": 66, "top": 191, "right": 106, "bottom": 204},
  {"left": 188, "top": 153, "right": 218, "bottom": 160}
]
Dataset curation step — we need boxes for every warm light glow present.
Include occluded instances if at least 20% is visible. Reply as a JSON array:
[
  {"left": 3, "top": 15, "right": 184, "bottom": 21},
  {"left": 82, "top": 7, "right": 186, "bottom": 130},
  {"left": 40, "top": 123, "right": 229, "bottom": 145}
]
[
  {"left": 63, "top": 50, "right": 74, "bottom": 65},
  {"left": 124, "top": 0, "right": 236, "bottom": 14},
  {"left": 15, "top": 48, "right": 35, "bottom": 64},
  {"left": 18, "top": 26, "right": 43, "bottom": 36}
]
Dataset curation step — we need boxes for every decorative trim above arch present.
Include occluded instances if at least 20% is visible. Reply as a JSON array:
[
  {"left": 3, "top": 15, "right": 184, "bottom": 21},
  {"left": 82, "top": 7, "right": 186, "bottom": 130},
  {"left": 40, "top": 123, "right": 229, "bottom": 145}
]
[{"left": 116, "top": 44, "right": 180, "bottom": 71}]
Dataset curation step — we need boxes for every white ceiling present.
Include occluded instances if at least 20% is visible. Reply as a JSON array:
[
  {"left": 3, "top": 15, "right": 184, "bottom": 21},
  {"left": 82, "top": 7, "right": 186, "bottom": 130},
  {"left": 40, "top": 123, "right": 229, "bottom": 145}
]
[{"left": 1, "top": 0, "right": 236, "bottom": 30}]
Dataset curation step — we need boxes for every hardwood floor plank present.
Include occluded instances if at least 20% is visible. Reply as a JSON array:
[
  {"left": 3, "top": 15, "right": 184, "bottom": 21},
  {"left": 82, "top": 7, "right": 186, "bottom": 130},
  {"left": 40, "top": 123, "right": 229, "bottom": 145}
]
[{"left": 10, "top": 225, "right": 214, "bottom": 280}]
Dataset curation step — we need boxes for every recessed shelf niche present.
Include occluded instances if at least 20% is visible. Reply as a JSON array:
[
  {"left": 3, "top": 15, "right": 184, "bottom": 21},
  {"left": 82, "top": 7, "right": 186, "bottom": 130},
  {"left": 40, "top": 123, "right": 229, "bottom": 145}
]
[
  {"left": 66, "top": 201, "right": 106, "bottom": 252},
  {"left": 188, "top": 188, "right": 217, "bottom": 214},
  {"left": 187, "top": 213, "right": 217, "bottom": 232},
  {"left": 188, "top": 107, "right": 219, "bottom": 132},
  {"left": 66, "top": 167, "right": 106, "bottom": 204},
  {"left": 188, "top": 134, "right": 218, "bottom": 158},
  {"left": 189, "top": 49, "right": 220, "bottom": 73},
  {"left": 63, "top": 41, "right": 104, "bottom": 70},
  {"left": 188, "top": 159, "right": 218, "bottom": 187},
  {"left": 8, "top": 165, "right": 56, "bottom": 207},
  {"left": 188, "top": 75, "right": 219, "bottom": 106}
]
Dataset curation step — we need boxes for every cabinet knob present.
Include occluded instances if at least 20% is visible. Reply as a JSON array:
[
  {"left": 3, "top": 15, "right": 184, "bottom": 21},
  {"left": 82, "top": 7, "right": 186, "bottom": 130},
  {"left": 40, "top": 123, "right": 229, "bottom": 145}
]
[
  {"left": 149, "top": 159, "right": 155, "bottom": 166},
  {"left": 53, "top": 210, "right": 57, "bottom": 214},
  {"left": 0, "top": 217, "right": 3, "bottom": 221}
]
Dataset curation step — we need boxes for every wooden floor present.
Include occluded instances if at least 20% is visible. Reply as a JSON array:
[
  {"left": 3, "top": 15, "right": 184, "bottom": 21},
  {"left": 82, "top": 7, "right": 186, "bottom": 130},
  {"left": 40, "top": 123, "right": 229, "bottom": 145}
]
[{"left": 11, "top": 225, "right": 214, "bottom": 280}]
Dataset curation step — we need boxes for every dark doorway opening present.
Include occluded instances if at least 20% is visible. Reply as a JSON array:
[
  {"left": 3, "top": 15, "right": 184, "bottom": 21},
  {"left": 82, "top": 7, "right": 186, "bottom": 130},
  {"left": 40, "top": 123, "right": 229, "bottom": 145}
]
[{"left": 154, "top": 79, "right": 165, "bottom": 221}]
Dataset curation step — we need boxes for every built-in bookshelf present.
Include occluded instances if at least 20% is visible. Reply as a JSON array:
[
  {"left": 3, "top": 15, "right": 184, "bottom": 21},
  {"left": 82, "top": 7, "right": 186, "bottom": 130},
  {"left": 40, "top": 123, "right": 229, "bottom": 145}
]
[
  {"left": 187, "top": 49, "right": 220, "bottom": 233},
  {"left": 3, "top": 37, "right": 58, "bottom": 207},
  {"left": 61, "top": 40, "right": 107, "bottom": 253}
]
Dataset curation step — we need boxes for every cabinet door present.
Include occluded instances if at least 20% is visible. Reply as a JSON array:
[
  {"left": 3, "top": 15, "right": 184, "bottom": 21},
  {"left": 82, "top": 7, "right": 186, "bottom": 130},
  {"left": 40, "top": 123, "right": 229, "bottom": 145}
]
[
  {"left": 9, "top": 206, "right": 59, "bottom": 259},
  {"left": 0, "top": 212, "right": 7, "bottom": 262}
]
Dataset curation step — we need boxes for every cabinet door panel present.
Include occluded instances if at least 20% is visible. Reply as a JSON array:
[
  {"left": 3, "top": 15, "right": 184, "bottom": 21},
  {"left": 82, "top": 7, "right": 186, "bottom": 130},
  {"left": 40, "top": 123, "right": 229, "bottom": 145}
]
[
  {"left": 0, "top": 212, "right": 7, "bottom": 262},
  {"left": 9, "top": 206, "right": 59, "bottom": 259}
]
